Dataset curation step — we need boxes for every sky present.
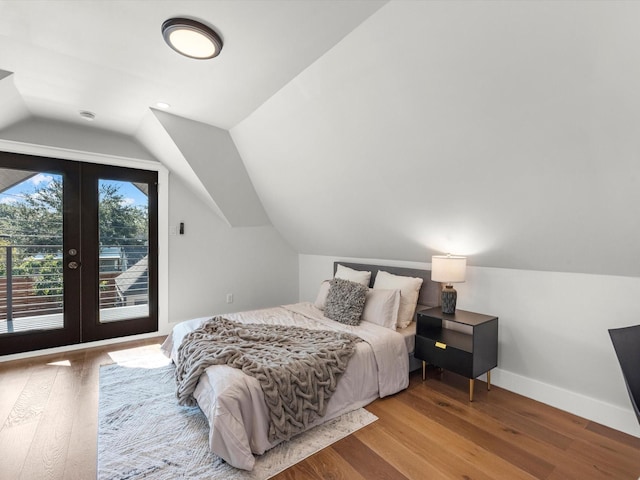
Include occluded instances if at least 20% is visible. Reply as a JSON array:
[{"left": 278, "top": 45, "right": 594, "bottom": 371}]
[{"left": 0, "top": 171, "right": 148, "bottom": 207}]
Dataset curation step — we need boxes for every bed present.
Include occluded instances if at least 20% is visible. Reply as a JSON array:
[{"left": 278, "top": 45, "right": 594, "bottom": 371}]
[
  {"left": 161, "top": 262, "right": 440, "bottom": 470},
  {"left": 335, "top": 262, "right": 441, "bottom": 372}
]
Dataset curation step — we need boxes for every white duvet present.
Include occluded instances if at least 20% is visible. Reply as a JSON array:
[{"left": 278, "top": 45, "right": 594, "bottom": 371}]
[{"left": 161, "top": 302, "right": 409, "bottom": 470}]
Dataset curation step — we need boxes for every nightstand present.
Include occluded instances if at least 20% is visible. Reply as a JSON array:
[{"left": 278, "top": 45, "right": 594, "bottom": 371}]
[{"left": 415, "top": 307, "right": 498, "bottom": 401}]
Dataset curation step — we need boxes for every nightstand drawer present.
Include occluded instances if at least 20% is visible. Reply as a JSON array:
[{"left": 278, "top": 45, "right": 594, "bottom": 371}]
[{"left": 415, "top": 335, "right": 473, "bottom": 377}]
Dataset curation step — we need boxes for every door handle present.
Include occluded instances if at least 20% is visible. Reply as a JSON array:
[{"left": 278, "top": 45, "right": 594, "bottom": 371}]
[{"left": 68, "top": 261, "right": 80, "bottom": 270}]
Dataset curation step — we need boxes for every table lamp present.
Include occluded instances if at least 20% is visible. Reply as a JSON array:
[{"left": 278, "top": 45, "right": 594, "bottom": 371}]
[{"left": 431, "top": 254, "right": 467, "bottom": 314}]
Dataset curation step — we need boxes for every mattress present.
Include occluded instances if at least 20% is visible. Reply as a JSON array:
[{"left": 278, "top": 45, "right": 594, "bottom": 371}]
[
  {"left": 399, "top": 321, "right": 416, "bottom": 354},
  {"left": 399, "top": 322, "right": 423, "bottom": 372}
]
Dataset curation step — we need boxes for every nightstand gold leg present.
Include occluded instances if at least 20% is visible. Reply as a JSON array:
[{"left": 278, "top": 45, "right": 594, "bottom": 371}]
[
  {"left": 422, "top": 361, "right": 426, "bottom": 381},
  {"left": 487, "top": 370, "right": 491, "bottom": 391},
  {"left": 469, "top": 379, "right": 475, "bottom": 402}
]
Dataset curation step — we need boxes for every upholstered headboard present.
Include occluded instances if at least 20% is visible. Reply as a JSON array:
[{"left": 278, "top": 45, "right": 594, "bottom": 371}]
[{"left": 333, "top": 262, "right": 441, "bottom": 309}]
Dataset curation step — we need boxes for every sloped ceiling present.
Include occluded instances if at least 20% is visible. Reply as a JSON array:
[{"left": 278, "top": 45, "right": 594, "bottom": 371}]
[
  {"left": 0, "top": 0, "right": 385, "bottom": 227},
  {"left": 232, "top": 1, "right": 640, "bottom": 276},
  {"left": 0, "top": 70, "right": 29, "bottom": 130},
  {"left": 1, "top": 1, "right": 639, "bottom": 276},
  {"left": 150, "top": 109, "right": 269, "bottom": 226},
  {"left": 0, "top": 0, "right": 386, "bottom": 133}
]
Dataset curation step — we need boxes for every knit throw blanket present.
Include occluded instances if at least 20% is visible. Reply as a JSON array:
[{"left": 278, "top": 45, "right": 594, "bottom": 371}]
[{"left": 175, "top": 317, "right": 363, "bottom": 442}]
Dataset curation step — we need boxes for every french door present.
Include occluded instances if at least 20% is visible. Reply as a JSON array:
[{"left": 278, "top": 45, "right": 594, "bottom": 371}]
[{"left": 0, "top": 151, "right": 158, "bottom": 355}]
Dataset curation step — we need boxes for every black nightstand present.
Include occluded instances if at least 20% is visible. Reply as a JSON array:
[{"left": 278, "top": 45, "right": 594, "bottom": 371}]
[{"left": 415, "top": 307, "right": 498, "bottom": 401}]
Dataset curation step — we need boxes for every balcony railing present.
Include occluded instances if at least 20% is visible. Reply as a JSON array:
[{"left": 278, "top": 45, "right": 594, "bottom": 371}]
[
  {"left": 1, "top": 245, "right": 64, "bottom": 322},
  {"left": 0, "top": 244, "right": 149, "bottom": 328}
]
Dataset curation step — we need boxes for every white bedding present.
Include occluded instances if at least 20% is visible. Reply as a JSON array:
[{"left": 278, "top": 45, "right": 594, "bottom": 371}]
[
  {"left": 162, "top": 302, "right": 409, "bottom": 470},
  {"left": 400, "top": 321, "right": 416, "bottom": 354}
]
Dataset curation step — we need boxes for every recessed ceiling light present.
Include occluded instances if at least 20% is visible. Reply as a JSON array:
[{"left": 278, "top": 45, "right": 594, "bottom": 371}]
[
  {"left": 161, "top": 17, "right": 223, "bottom": 60},
  {"left": 79, "top": 110, "right": 95, "bottom": 121},
  {"left": 156, "top": 102, "right": 170, "bottom": 109}
]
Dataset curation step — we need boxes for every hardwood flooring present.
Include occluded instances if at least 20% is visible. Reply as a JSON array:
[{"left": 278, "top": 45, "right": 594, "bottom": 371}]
[{"left": 1, "top": 337, "right": 639, "bottom": 479}]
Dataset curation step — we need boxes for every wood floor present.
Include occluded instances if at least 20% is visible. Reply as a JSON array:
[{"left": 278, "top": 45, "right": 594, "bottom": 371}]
[{"left": 1, "top": 337, "right": 639, "bottom": 480}]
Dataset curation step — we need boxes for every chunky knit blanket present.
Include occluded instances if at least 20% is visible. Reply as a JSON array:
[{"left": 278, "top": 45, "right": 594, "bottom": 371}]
[{"left": 175, "top": 317, "right": 362, "bottom": 442}]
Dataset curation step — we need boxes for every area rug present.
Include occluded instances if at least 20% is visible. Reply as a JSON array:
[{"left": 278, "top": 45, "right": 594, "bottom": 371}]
[{"left": 98, "top": 363, "right": 377, "bottom": 480}]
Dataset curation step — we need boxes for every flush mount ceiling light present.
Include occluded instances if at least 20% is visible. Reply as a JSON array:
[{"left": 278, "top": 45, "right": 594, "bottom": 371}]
[{"left": 162, "top": 17, "right": 223, "bottom": 59}]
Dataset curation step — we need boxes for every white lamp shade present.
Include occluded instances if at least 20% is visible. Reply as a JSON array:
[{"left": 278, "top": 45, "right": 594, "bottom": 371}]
[{"left": 431, "top": 255, "right": 467, "bottom": 283}]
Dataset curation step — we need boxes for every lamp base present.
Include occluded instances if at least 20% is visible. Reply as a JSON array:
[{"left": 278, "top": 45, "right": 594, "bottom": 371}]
[{"left": 441, "top": 285, "right": 457, "bottom": 314}]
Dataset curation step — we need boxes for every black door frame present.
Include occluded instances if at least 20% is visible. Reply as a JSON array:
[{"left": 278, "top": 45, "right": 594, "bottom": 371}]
[
  {"left": 0, "top": 151, "right": 158, "bottom": 355},
  {"left": 80, "top": 162, "right": 158, "bottom": 342}
]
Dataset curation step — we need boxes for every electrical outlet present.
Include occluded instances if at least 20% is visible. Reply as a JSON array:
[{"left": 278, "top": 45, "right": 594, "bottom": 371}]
[{"left": 226, "top": 293, "right": 233, "bottom": 304}]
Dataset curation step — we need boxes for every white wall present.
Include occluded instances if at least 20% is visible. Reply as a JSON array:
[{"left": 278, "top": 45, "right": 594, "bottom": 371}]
[
  {"left": 166, "top": 174, "right": 298, "bottom": 325},
  {"left": 1, "top": 117, "right": 157, "bottom": 161},
  {"left": 300, "top": 254, "right": 640, "bottom": 438}
]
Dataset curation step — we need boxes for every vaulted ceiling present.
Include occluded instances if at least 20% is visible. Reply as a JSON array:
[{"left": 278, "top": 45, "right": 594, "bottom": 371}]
[
  {"left": 233, "top": 1, "right": 640, "bottom": 277},
  {"left": 1, "top": 1, "right": 639, "bottom": 276},
  {"left": 0, "top": 0, "right": 385, "bottom": 132},
  {"left": 0, "top": 0, "right": 385, "bottom": 226}
]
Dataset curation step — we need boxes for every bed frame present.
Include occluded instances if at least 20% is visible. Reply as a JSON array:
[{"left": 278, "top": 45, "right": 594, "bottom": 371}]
[{"left": 333, "top": 261, "right": 441, "bottom": 310}]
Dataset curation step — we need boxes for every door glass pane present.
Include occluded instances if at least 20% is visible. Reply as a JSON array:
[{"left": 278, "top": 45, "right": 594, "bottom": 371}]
[
  {"left": 98, "top": 179, "right": 149, "bottom": 323},
  {"left": 0, "top": 169, "right": 64, "bottom": 334}
]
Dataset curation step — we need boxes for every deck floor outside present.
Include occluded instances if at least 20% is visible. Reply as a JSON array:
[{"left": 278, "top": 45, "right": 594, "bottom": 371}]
[{"left": 0, "top": 304, "right": 149, "bottom": 334}]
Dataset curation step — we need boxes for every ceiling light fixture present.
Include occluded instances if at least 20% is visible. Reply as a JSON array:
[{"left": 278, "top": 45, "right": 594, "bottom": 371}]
[
  {"left": 161, "top": 17, "right": 223, "bottom": 59},
  {"left": 156, "top": 102, "right": 170, "bottom": 109}
]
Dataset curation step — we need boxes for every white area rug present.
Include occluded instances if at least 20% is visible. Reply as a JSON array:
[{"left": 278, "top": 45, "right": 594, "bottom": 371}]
[{"left": 98, "top": 363, "right": 377, "bottom": 480}]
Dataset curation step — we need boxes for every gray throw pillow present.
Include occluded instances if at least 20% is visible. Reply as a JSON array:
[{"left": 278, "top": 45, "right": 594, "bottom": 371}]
[{"left": 324, "top": 278, "right": 368, "bottom": 326}]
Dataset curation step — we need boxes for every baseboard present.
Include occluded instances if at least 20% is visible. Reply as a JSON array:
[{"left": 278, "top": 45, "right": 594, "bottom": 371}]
[
  {"left": 489, "top": 368, "right": 640, "bottom": 439},
  {"left": 0, "top": 331, "right": 165, "bottom": 363}
]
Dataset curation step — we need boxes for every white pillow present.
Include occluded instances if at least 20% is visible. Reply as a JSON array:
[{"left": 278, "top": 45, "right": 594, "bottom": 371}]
[
  {"left": 314, "top": 280, "right": 331, "bottom": 310},
  {"left": 373, "top": 270, "right": 423, "bottom": 329},
  {"left": 335, "top": 264, "right": 371, "bottom": 287},
  {"left": 361, "top": 289, "right": 401, "bottom": 330}
]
